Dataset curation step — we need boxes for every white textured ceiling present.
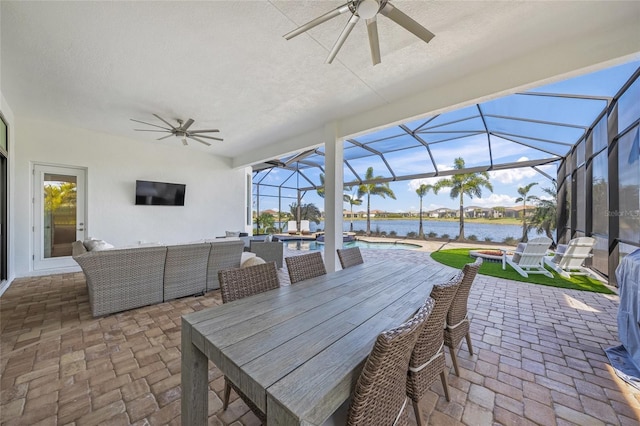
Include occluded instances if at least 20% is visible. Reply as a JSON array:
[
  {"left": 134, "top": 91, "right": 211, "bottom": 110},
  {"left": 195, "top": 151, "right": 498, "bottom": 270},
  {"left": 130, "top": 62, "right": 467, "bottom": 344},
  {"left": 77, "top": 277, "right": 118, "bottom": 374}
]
[{"left": 1, "top": 1, "right": 639, "bottom": 161}]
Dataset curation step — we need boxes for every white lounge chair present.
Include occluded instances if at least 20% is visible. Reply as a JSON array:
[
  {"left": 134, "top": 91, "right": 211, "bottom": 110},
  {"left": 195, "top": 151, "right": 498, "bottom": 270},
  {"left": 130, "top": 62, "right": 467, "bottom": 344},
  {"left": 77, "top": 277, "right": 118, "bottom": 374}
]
[
  {"left": 544, "top": 237, "right": 597, "bottom": 279},
  {"left": 502, "top": 237, "right": 553, "bottom": 278},
  {"left": 300, "top": 220, "right": 311, "bottom": 235},
  {"left": 287, "top": 220, "right": 298, "bottom": 235}
]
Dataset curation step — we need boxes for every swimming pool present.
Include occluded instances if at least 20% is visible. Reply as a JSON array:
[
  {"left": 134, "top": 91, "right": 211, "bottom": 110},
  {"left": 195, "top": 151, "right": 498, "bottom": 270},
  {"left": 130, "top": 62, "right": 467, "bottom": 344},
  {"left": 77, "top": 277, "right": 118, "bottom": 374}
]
[{"left": 284, "top": 240, "right": 421, "bottom": 251}]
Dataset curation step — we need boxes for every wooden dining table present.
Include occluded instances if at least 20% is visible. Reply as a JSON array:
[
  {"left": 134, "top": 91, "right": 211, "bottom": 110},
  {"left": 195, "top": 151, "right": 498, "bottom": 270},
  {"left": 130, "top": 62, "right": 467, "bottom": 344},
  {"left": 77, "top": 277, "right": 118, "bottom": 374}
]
[{"left": 181, "top": 260, "right": 451, "bottom": 425}]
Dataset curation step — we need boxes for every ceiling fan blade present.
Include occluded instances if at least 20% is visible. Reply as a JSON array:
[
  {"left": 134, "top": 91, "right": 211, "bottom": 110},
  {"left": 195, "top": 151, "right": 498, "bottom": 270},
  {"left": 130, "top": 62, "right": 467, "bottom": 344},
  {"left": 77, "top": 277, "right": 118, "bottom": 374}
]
[
  {"left": 157, "top": 134, "right": 175, "bottom": 140},
  {"left": 130, "top": 119, "right": 171, "bottom": 131},
  {"left": 192, "top": 134, "right": 224, "bottom": 141},
  {"left": 153, "top": 114, "right": 177, "bottom": 129},
  {"left": 189, "top": 129, "right": 220, "bottom": 133},
  {"left": 284, "top": 2, "right": 351, "bottom": 40},
  {"left": 133, "top": 129, "right": 170, "bottom": 132},
  {"left": 326, "top": 14, "right": 360, "bottom": 64},
  {"left": 189, "top": 136, "right": 212, "bottom": 146},
  {"left": 181, "top": 118, "right": 195, "bottom": 131},
  {"left": 380, "top": 2, "right": 435, "bottom": 44},
  {"left": 366, "top": 17, "right": 381, "bottom": 65}
]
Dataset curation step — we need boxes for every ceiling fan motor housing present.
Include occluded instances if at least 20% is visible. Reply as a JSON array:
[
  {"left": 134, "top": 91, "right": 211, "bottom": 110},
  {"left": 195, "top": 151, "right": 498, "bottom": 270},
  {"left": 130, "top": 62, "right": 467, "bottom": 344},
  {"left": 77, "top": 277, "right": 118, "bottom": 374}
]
[{"left": 355, "top": 0, "right": 382, "bottom": 19}]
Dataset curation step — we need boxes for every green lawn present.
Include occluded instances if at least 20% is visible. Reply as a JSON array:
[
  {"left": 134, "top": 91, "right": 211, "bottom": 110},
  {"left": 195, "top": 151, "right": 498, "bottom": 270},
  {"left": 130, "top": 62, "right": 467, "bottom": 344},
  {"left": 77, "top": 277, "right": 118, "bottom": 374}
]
[{"left": 430, "top": 248, "right": 615, "bottom": 294}]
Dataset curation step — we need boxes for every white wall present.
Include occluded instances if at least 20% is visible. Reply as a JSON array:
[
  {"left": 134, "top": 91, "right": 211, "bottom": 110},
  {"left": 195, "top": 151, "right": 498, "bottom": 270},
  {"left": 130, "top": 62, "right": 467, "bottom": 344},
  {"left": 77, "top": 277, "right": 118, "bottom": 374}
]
[
  {"left": 14, "top": 117, "right": 249, "bottom": 277},
  {"left": 1, "top": 92, "right": 16, "bottom": 294}
]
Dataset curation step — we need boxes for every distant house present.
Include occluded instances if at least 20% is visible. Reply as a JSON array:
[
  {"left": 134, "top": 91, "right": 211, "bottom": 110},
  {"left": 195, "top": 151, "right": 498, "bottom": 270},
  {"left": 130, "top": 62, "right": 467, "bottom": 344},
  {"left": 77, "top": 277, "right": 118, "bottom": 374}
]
[
  {"left": 491, "top": 207, "right": 506, "bottom": 218},
  {"left": 428, "top": 208, "right": 457, "bottom": 218},
  {"left": 464, "top": 206, "right": 492, "bottom": 218},
  {"left": 262, "top": 209, "right": 279, "bottom": 218},
  {"left": 343, "top": 210, "right": 357, "bottom": 219},
  {"left": 370, "top": 209, "right": 386, "bottom": 218},
  {"left": 505, "top": 205, "right": 536, "bottom": 218}
]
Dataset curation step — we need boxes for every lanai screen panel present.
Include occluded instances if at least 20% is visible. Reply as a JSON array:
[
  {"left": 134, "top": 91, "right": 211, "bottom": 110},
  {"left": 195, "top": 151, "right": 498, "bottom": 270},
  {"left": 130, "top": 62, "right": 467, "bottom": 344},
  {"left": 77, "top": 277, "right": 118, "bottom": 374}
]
[{"left": 254, "top": 61, "right": 638, "bottom": 191}]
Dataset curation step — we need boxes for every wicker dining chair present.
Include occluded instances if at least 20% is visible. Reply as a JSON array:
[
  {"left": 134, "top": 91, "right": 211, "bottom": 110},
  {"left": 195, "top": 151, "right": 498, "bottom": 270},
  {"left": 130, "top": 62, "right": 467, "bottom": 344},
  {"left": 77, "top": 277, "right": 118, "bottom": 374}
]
[
  {"left": 346, "top": 297, "right": 435, "bottom": 426},
  {"left": 285, "top": 251, "right": 327, "bottom": 284},
  {"left": 218, "top": 261, "right": 280, "bottom": 424},
  {"left": 218, "top": 260, "right": 280, "bottom": 304},
  {"left": 407, "top": 272, "right": 463, "bottom": 426},
  {"left": 337, "top": 247, "right": 364, "bottom": 269},
  {"left": 444, "top": 257, "right": 482, "bottom": 376}
]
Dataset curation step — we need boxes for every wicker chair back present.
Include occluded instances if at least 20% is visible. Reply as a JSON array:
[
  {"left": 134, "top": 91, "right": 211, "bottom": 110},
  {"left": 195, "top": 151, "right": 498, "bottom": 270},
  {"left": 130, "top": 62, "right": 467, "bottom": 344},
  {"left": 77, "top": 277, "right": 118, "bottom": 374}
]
[
  {"left": 218, "top": 261, "right": 280, "bottom": 304},
  {"left": 407, "top": 272, "right": 463, "bottom": 408},
  {"left": 285, "top": 252, "right": 327, "bottom": 284},
  {"left": 444, "top": 258, "right": 482, "bottom": 376},
  {"left": 337, "top": 247, "right": 364, "bottom": 269},
  {"left": 218, "top": 260, "right": 280, "bottom": 423},
  {"left": 346, "top": 298, "right": 435, "bottom": 426}
]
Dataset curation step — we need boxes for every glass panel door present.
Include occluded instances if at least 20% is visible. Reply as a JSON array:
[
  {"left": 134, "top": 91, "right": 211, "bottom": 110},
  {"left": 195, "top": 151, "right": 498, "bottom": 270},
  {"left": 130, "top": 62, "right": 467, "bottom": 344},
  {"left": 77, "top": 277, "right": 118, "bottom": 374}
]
[{"left": 34, "top": 164, "right": 86, "bottom": 270}]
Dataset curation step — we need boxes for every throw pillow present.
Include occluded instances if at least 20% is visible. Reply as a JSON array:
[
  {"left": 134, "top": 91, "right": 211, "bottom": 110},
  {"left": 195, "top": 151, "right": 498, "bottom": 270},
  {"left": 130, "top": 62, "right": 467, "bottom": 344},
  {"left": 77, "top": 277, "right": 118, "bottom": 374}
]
[
  {"left": 84, "top": 239, "right": 115, "bottom": 251},
  {"left": 91, "top": 241, "right": 115, "bottom": 251},
  {"left": 242, "top": 256, "right": 265, "bottom": 268}
]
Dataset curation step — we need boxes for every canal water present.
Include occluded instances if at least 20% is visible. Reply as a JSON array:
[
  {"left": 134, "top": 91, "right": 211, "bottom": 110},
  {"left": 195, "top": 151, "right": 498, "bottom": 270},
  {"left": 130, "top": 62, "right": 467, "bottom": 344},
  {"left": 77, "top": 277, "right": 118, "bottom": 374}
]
[{"left": 281, "top": 219, "right": 541, "bottom": 242}]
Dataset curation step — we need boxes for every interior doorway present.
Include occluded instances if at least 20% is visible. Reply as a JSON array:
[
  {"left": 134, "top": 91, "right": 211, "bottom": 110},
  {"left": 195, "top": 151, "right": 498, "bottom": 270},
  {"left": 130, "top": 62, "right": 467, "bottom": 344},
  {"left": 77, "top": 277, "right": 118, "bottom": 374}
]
[{"left": 33, "top": 164, "right": 86, "bottom": 270}]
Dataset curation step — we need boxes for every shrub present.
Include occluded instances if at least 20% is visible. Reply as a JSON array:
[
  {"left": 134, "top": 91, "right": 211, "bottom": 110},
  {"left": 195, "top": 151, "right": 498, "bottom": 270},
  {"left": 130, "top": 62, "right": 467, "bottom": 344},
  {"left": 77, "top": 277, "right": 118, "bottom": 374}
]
[
  {"left": 427, "top": 231, "right": 437, "bottom": 238},
  {"left": 389, "top": 230, "right": 397, "bottom": 237},
  {"left": 503, "top": 236, "right": 518, "bottom": 245},
  {"left": 441, "top": 233, "right": 450, "bottom": 239},
  {"left": 484, "top": 236, "right": 493, "bottom": 242},
  {"left": 468, "top": 234, "right": 478, "bottom": 241},
  {"left": 407, "top": 231, "right": 417, "bottom": 238},
  {"left": 355, "top": 230, "right": 366, "bottom": 236}
]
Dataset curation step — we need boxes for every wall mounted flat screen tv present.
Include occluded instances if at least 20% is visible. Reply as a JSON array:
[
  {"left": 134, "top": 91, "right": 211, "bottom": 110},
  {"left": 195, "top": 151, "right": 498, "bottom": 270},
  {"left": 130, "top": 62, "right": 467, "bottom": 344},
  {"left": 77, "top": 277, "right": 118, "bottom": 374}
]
[{"left": 135, "top": 180, "right": 186, "bottom": 206}]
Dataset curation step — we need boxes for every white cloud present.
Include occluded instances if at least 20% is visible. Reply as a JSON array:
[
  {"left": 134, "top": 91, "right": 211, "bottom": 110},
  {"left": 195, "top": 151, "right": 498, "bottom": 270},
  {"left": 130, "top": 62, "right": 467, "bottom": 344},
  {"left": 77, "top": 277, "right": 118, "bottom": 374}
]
[
  {"left": 489, "top": 158, "right": 555, "bottom": 184},
  {"left": 407, "top": 164, "right": 454, "bottom": 191},
  {"left": 472, "top": 193, "right": 518, "bottom": 207},
  {"left": 427, "top": 203, "right": 446, "bottom": 210}
]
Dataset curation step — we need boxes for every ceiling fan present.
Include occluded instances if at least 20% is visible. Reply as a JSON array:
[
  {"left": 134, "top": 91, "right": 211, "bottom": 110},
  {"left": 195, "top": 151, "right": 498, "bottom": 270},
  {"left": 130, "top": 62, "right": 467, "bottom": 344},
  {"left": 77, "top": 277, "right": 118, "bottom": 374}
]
[
  {"left": 284, "top": 0, "right": 435, "bottom": 65},
  {"left": 131, "top": 114, "right": 223, "bottom": 146}
]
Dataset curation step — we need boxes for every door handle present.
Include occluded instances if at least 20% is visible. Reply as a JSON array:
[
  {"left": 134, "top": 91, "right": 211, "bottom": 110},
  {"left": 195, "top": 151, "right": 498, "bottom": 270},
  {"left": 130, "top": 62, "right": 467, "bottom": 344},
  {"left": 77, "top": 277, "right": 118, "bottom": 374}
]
[{"left": 77, "top": 228, "right": 84, "bottom": 231}]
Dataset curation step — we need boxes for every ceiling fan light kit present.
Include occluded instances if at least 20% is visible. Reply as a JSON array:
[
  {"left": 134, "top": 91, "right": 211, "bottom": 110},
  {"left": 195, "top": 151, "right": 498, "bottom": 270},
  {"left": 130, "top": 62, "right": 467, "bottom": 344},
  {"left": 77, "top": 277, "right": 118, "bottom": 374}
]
[
  {"left": 283, "top": 0, "right": 435, "bottom": 65},
  {"left": 131, "top": 114, "right": 223, "bottom": 147}
]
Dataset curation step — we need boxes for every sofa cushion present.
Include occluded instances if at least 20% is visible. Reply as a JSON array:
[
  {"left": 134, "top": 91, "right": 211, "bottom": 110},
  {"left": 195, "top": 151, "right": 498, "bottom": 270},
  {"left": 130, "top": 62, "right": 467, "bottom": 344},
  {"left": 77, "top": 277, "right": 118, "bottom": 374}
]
[{"left": 226, "top": 231, "right": 241, "bottom": 237}]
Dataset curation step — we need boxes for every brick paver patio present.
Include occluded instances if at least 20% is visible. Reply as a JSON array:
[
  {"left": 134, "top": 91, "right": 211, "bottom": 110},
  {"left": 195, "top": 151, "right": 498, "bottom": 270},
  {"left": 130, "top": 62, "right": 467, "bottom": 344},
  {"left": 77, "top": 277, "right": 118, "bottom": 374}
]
[{"left": 1, "top": 247, "right": 639, "bottom": 425}]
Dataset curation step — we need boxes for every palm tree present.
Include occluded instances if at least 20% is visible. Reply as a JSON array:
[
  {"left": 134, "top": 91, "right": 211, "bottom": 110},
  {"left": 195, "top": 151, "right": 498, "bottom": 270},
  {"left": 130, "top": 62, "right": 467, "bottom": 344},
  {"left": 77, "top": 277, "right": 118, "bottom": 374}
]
[
  {"left": 416, "top": 183, "right": 433, "bottom": 239},
  {"left": 434, "top": 158, "right": 493, "bottom": 241},
  {"left": 357, "top": 167, "right": 396, "bottom": 236},
  {"left": 515, "top": 182, "right": 538, "bottom": 242},
  {"left": 344, "top": 190, "right": 363, "bottom": 232},
  {"left": 289, "top": 202, "right": 322, "bottom": 224},
  {"left": 317, "top": 173, "right": 326, "bottom": 199},
  {"left": 530, "top": 182, "right": 557, "bottom": 247}
]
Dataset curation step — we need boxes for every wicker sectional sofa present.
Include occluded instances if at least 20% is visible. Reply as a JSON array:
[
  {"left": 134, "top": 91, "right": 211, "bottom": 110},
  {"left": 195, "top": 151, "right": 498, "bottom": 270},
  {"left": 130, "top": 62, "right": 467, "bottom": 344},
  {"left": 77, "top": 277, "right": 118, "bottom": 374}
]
[{"left": 72, "top": 239, "right": 244, "bottom": 317}]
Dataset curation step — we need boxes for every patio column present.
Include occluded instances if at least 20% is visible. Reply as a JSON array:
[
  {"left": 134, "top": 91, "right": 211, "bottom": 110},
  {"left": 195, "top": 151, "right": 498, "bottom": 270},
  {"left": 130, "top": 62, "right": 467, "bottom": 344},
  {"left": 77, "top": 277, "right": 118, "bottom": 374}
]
[{"left": 324, "top": 123, "right": 344, "bottom": 272}]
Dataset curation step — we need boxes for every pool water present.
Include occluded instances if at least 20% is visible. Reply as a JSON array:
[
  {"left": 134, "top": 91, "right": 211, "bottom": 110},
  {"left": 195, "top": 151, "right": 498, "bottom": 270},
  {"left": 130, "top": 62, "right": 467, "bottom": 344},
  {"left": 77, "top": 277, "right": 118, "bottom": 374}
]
[{"left": 284, "top": 240, "right": 421, "bottom": 251}]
